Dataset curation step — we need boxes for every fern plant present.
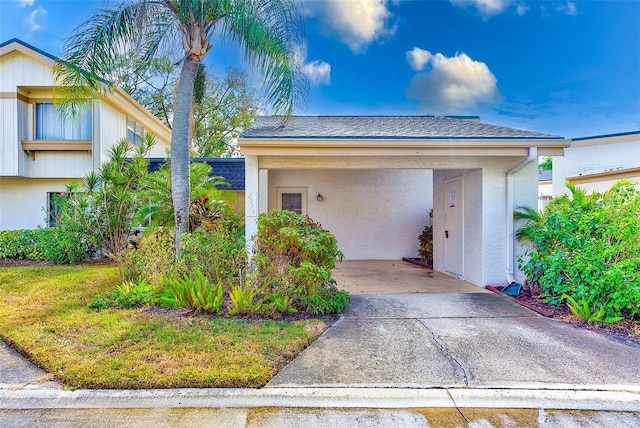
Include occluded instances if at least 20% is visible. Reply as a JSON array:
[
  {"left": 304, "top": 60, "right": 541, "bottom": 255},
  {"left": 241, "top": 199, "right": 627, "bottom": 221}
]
[
  {"left": 163, "top": 270, "right": 224, "bottom": 314},
  {"left": 562, "top": 294, "right": 623, "bottom": 324}
]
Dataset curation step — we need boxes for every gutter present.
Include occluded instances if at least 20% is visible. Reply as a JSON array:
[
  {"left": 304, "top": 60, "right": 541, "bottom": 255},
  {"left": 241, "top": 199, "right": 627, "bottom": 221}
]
[{"left": 505, "top": 147, "right": 537, "bottom": 285}]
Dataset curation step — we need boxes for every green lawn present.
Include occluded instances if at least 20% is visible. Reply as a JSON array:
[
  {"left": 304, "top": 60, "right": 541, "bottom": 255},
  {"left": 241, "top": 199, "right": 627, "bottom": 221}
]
[{"left": 0, "top": 265, "right": 327, "bottom": 389}]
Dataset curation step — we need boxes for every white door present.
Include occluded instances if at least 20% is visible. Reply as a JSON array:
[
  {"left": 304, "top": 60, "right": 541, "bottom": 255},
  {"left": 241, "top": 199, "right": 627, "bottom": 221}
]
[{"left": 445, "top": 177, "right": 464, "bottom": 277}]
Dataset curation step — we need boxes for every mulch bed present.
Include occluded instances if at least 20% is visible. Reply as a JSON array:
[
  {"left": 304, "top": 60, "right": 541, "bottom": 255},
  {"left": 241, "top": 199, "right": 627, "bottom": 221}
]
[{"left": 488, "top": 286, "right": 640, "bottom": 347}]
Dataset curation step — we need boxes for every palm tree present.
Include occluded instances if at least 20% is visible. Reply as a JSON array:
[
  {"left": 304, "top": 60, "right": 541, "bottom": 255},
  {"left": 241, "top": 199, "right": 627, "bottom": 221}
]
[{"left": 53, "top": 0, "right": 307, "bottom": 257}]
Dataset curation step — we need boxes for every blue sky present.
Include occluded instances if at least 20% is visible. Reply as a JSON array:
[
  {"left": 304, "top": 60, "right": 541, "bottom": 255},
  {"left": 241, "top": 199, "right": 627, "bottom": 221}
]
[{"left": 1, "top": 0, "right": 639, "bottom": 138}]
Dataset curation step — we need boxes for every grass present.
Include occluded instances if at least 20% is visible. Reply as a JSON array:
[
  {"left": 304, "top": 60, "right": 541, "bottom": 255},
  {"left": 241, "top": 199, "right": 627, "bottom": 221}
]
[{"left": 0, "top": 265, "right": 327, "bottom": 389}]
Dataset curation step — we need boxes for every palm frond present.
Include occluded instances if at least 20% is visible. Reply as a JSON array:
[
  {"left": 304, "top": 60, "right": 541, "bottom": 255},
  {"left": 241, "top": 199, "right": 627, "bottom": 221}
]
[
  {"left": 53, "top": 0, "right": 176, "bottom": 118},
  {"left": 222, "top": 0, "right": 307, "bottom": 115}
]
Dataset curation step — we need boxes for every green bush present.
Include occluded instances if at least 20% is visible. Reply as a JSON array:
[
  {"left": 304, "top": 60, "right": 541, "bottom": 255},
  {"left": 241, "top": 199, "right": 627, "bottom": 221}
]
[
  {"left": 253, "top": 210, "right": 347, "bottom": 314},
  {"left": 0, "top": 229, "right": 49, "bottom": 260},
  {"left": 0, "top": 228, "right": 97, "bottom": 264},
  {"left": 516, "top": 181, "right": 640, "bottom": 320}
]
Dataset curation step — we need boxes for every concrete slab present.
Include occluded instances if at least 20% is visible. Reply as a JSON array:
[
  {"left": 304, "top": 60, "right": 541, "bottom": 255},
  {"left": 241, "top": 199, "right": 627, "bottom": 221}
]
[
  {"left": 0, "top": 341, "right": 60, "bottom": 390},
  {"left": 423, "top": 316, "right": 640, "bottom": 388},
  {"left": 344, "top": 293, "right": 536, "bottom": 319},
  {"left": 267, "top": 318, "right": 461, "bottom": 387},
  {"left": 334, "top": 260, "right": 484, "bottom": 294}
]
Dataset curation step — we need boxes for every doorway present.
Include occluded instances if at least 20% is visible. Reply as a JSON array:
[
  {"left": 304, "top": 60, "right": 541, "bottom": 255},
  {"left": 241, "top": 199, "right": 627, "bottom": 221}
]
[{"left": 444, "top": 177, "right": 464, "bottom": 278}]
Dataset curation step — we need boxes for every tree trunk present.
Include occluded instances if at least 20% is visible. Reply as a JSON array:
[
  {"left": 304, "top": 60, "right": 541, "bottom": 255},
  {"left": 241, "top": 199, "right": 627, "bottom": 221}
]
[{"left": 171, "top": 58, "right": 199, "bottom": 259}]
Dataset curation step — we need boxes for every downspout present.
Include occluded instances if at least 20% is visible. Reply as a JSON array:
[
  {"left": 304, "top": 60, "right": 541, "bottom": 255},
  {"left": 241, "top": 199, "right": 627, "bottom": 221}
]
[{"left": 505, "top": 147, "right": 537, "bottom": 285}]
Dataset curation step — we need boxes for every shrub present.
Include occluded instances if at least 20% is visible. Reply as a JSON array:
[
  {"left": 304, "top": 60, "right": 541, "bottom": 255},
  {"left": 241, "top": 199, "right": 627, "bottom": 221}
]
[
  {"left": 179, "top": 225, "right": 246, "bottom": 287},
  {"left": 516, "top": 181, "right": 640, "bottom": 320},
  {"left": 0, "top": 229, "right": 49, "bottom": 261},
  {"left": 88, "top": 278, "right": 156, "bottom": 310},
  {"left": 253, "top": 210, "right": 347, "bottom": 314},
  {"left": 0, "top": 228, "right": 97, "bottom": 264}
]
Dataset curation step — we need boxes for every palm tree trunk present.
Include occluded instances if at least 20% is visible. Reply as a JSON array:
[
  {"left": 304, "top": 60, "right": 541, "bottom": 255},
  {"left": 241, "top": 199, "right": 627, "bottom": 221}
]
[{"left": 171, "top": 58, "right": 199, "bottom": 259}]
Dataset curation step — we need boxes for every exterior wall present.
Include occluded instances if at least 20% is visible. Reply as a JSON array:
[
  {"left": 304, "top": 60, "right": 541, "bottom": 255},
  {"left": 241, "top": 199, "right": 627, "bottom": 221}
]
[
  {"left": 433, "top": 169, "right": 483, "bottom": 286},
  {"left": 0, "top": 177, "right": 70, "bottom": 229},
  {"left": 511, "top": 160, "right": 538, "bottom": 285},
  {"left": 432, "top": 158, "right": 536, "bottom": 287},
  {"left": 553, "top": 139, "right": 640, "bottom": 195},
  {"left": 267, "top": 169, "right": 433, "bottom": 260},
  {"left": 0, "top": 98, "right": 18, "bottom": 176}
]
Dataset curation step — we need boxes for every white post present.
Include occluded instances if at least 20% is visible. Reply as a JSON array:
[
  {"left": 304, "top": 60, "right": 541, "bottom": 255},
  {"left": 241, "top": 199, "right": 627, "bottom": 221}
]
[{"left": 245, "top": 155, "right": 259, "bottom": 256}]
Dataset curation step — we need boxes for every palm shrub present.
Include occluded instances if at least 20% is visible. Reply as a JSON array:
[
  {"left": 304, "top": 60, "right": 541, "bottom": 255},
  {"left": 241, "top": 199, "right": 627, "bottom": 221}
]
[
  {"left": 516, "top": 181, "right": 640, "bottom": 320},
  {"left": 62, "top": 136, "right": 155, "bottom": 257},
  {"left": 253, "top": 210, "right": 349, "bottom": 314}
]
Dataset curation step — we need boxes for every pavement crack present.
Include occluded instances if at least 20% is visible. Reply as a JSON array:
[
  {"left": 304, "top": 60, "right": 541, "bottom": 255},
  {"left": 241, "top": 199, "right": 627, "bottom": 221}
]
[{"left": 418, "top": 320, "right": 471, "bottom": 386}]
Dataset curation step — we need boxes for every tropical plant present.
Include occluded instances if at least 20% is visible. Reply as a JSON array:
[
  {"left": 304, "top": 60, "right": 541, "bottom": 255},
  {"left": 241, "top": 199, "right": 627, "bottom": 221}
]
[
  {"left": 54, "top": 0, "right": 307, "bottom": 258},
  {"left": 516, "top": 180, "right": 640, "bottom": 320},
  {"left": 134, "top": 161, "right": 238, "bottom": 232},
  {"left": 228, "top": 282, "right": 263, "bottom": 316},
  {"left": 64, "top": 136, "right": 155, "bottom": 256},
  {"left": 418, "top": 224, "right": 433, "bottom": 265},
  {"left": 163, "top": 270, "right": 224, "bottom": 314},
  {"left": 562, "top": 294, "right": 623, "bottom": 324}
]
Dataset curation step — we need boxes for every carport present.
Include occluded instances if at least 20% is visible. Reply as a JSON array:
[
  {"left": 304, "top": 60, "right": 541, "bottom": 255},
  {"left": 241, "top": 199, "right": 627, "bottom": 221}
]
[
  {"left": 239, "top": 116, "right": 569, "bottom": 288},
  {"left": 334, "top": 260, "right": 483, "bottom": 294}
]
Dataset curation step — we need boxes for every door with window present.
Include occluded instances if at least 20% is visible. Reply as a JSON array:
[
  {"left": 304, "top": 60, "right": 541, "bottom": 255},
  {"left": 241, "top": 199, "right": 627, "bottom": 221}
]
[
  {"left": 276, "top": 187, "right": 307, "bottom": 215},
  {"left": 444, "top": 177, "right": 464, "bottom": 278}
]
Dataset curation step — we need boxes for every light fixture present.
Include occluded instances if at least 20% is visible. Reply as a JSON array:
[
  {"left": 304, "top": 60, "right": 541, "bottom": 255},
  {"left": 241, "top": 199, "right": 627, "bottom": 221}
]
[{"left": 316, "top": 193, "right": 323, "bottom": 202}]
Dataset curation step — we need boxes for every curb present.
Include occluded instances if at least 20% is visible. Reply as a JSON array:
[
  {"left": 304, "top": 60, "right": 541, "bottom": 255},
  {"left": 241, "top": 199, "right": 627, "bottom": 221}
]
[{"left": 1, "top": 386, "right": 639, "bottom": 412}]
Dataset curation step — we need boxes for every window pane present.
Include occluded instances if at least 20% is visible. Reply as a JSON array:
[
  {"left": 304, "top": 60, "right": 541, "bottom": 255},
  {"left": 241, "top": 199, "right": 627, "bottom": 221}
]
[
  {"left": 127, "top": 117, "right": 144, "bottom": 145},
  {"left": 35, "top": 102, "right": 91, "bottom": 140},
  {"left": 282, "top": 193, "right": 302, "bottom": 214}
]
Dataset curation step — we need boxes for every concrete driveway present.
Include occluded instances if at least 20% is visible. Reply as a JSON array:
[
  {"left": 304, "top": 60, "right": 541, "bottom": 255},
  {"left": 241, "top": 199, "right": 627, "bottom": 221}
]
[{"left": 268, "top": 262, "right": 640, "bottom": 389}]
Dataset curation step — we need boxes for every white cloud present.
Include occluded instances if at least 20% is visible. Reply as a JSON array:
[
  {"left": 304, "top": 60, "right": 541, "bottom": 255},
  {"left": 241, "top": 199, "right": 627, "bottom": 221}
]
[
  {"left": 303, "top": 60, "right": 331, "bottom": 85},
  {"left": 406, "top": 47, "right": 432, "bottom": 71},
  {"left": 556, "top": 1, "right": 578, "bottom": 16},
  {"left": 12, "top": 0, "right": 35, "bottom": 7},
  {"left": 406, "top": 50, "right": 498, "bottom": 113},
  {"left": 302, "top": 0, "right": 396, "bottom": 53},
  {"left": 24, "top": 5, "right": 46, "bottom": 33},
  {"left": 450, "top": 0, "right": 511, "bottom": 18},
  {"left": 515, "top": 2, "right": 529, "bottom": 16}
]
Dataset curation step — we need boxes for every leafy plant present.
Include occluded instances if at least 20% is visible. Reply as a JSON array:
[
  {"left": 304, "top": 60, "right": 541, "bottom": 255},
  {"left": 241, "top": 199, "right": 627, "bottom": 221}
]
[
  {"left": 89, "top": 278, "right": 156, "bottom": 310},
  {"left": 516, "top": 181, "right": 640, "bottom": 320},
  {"left": 418, "top": 224, "right": 433, "bottom": 265},
  {"left": 264, "top": 292, "right": 298, "bottom": 315},
  {"left": 562, "top": 294, "right": 623, "bottom": 324},
  {"left": 163, "top": 270, "right": 224, "bottom": 314},
  {"left": 300, "top": 280, "right": 350, "bottom": 315},
  {"left": 228, "top": 283, "right": 263, "bottom": 316},
  {"left": 135, "top": 161, "right": 238, "bottom": 232},
  {"left": 252, "top": 210, "right": 348, "bottom": 315}
]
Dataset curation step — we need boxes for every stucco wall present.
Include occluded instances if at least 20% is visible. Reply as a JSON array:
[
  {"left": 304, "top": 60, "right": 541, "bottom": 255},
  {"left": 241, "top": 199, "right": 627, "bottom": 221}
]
[
  {"left": 267, "top": 169, "right": 433, "bottom": 260},
  {"left": 0, "top": 177, "right": 70, "bottom": 229},
  {"left": 553, "top": 139, "right": 640, "bottom": 195},
  {"left": 433, "top": 169, "right": 483, "bottom": 286}
]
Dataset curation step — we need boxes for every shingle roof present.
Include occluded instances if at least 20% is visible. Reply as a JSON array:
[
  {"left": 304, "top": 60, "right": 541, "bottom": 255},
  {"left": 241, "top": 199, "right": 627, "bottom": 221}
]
[
  {"left": 147, "top": 158, "right": 245, "bottom": 190},
  {"left": 241, "top": 116, "right": 561, "bottom": 139}
]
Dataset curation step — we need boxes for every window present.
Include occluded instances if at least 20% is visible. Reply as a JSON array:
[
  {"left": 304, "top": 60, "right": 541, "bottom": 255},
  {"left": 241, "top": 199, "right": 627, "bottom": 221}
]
[
  {"left": 127, "top": 117, "right": 144, "bottom": 145},
  {"left": 48, "top": 191, "right": 69, "bottom": 227},
  {"left": 277, "top": 187, "right": 307, "bottom": 215},
  {"left": 35, "top": 102, "right": 92, "bottom": 140}
]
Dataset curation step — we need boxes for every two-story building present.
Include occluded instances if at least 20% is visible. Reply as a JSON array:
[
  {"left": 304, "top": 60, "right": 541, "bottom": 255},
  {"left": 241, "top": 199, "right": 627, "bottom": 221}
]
[{"left": 0, "top": 39, "right": 171, "bottom": 230}]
